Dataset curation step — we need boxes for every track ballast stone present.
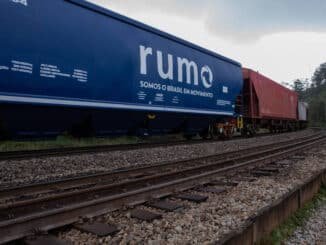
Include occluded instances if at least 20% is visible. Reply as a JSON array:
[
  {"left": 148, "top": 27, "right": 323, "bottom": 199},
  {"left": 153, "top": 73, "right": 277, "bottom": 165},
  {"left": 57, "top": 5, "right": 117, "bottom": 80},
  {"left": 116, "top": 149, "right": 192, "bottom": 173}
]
[
  {"left": 58, "top": 138, "right": 326, "bottom": 244},
  {"left": 0, "top": 130, "right": 315, "bottom": 186}
]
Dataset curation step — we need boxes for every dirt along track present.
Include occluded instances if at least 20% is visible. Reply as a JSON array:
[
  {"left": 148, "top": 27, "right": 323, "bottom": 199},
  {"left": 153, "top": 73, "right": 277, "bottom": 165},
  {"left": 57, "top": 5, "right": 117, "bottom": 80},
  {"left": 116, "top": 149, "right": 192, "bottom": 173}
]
[{"left": 0, "top": 133, "right": 324, "bottom": 243}]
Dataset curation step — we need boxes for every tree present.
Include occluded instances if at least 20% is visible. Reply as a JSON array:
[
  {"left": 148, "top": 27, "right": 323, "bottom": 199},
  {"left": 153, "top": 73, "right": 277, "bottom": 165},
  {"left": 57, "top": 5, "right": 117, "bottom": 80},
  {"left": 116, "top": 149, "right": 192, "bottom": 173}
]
[
  {"left": 312, "top": 62, "right": 326, "bottom": 87},
  {"left": 318, "top": 101, "right": 326, "bottom": 123},
  {"left": 294, "top": 62, "right": 326, "bottom": 127},
  {"left": 292, "top": 78, "right": 309, "bottom": 100}
]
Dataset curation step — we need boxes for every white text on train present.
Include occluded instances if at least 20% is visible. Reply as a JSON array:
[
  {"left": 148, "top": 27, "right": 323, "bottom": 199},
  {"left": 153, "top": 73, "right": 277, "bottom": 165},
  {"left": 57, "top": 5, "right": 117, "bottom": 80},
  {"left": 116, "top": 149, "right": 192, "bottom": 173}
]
[{"left": 140, "top": 45, "right": 214, "bottom": 89}]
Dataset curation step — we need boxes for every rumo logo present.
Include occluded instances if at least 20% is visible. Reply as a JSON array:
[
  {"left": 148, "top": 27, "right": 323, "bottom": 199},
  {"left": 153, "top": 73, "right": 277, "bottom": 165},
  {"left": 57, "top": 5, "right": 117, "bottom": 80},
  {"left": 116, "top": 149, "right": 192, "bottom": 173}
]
[
  {"left": 140, "top": 45, "right": 214, "bottom": 89},
  {"left": 11, "top": 0, "right": 28, "bottom": 6}
]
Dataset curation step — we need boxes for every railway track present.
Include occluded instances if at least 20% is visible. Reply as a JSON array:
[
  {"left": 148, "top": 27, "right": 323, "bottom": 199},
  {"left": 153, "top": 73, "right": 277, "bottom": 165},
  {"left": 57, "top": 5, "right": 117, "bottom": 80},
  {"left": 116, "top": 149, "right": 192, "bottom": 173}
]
[
  {"left": 0, "top": 134, "right": 324, "bottom": 243},
  {"left": 0, "top": 131, "right": 290, "bottom": 161},
  {"left": 0, "top": 133, "right": 321, "bottom": 200}
]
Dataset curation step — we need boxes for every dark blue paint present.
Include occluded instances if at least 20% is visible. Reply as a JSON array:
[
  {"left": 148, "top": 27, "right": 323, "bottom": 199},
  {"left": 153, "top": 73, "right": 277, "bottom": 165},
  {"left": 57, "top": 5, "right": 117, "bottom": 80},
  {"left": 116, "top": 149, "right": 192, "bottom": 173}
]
[{"left": 0, "top": 0, "right": 243, "bottom": 137}]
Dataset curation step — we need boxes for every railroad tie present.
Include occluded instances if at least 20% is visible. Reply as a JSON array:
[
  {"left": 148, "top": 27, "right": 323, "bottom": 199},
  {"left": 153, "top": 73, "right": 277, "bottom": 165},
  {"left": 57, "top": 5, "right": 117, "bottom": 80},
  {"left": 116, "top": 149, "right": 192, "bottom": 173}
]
[
  {"left": 174, "top": 194, "right": 208, "bottom": 203},
  {"left": 251, "top": 170, "right": 273, "bottom": 177},
  {"left": 24, "top": 235, "right": 70, "bottom": 245},
  {"left": 257, "top": 167, "right": 280, "bottom": 173},
  {"left": 147, "top": 200, "right": 183, "bottom": 212},
  {"left": 73, "top": 222, "right": 119, "bottom": 237},
  {"left": 273, "top": 159, "right": 292, "bottom": 166},
  {"left": 290, "top": 155, "right": 306, "bottom": 160},
  {"left": 130, "top": 209, "right": 162, "bottom": 221},
  {"left": 209, "top": 180, "right": 239, "bottom": 187},
  {"left": 233, "top": 177, "right": 257, "bottom": 182},
  {"left": 196, "top": 186, "right": 227, "bottom": 194}
]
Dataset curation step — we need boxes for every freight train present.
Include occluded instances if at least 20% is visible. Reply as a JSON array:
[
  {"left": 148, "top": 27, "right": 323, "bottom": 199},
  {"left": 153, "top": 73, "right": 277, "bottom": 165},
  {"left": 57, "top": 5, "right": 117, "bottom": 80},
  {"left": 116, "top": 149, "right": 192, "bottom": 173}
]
[{"left": 0, "top": 0, "right": 308, "bottom": 139}]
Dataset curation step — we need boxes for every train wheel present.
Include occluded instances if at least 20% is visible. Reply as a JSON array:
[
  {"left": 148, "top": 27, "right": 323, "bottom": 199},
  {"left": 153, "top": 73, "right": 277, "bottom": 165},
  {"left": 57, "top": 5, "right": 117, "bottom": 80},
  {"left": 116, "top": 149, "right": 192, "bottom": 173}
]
[
  {"left": 241, "top": 128, "right": 247, "bottom": 137},
  {"left": 200, "top": 125, "right": 215, "bottom": 140},
  {"left": 200, "top": 133, "right": 210, "bottom": 140},
  {"left": 199, "top": 128, "right": 209, "bottom": 140},
  {"left": 248, "top": 129, "right": 254, "bottom": 137}
]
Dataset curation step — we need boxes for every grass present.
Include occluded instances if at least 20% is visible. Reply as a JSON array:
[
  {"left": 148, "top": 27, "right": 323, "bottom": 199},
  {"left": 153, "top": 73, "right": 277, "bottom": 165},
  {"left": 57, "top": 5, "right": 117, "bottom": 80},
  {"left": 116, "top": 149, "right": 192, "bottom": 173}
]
[
  {"left": 0, "top": 135, "right": 142, "bottom": 152},
  {"left": 309, "top": 122, "right": 326, "bottom": 129},
  {"left": 0, "top": 128, "right": 306, "bottom": 152},
  {"left": 0, "top": 133, "right": 189, "bottom": 152},
  {"left": 0, "top": 128, "right": 308, "bottom": 152},
  {"left": 259, "top": 185, "right": 326, "bottom": 245}
]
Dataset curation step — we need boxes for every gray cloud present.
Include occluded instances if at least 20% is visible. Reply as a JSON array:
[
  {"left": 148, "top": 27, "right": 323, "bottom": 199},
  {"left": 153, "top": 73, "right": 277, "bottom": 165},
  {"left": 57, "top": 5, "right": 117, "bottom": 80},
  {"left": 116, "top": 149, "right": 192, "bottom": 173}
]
[
  {"left": 206, "top": 0, "right": 326, "bottom": 41},
  {"left": 91, "top": 0, "right": 208, "bottom": 18},
  {"left": 90, "top": 0, "right": 326, "bottom": 41}
]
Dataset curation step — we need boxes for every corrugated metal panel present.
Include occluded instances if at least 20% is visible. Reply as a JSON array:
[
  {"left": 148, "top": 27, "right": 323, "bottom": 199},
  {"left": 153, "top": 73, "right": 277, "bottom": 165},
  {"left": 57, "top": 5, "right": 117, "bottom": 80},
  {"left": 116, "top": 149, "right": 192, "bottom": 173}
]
[
  {"left": 298, "top": 102, "right": 308, "bottom": 121},
  {"left": 243, "top": 69, "right": 298, "bottom": 120}
]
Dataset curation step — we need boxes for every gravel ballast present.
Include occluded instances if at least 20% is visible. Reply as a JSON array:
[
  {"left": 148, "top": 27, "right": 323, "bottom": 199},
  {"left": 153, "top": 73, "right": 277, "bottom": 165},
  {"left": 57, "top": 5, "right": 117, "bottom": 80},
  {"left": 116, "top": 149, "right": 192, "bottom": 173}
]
[
  {"left": 57, "top": 138, "right": 326, "bottom": 244},
  {"left": 0, "top": 130, "right": 315, "bottom": 186}
]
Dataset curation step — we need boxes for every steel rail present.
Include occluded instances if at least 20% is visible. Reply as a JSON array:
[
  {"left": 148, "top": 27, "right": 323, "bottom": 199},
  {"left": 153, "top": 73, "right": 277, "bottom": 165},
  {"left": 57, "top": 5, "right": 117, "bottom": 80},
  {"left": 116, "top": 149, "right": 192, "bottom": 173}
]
[
  {"left": 0, "top": 132, "right": 291, "bottom": 161},
  {"left": 0, "top": 136, "right": 322, "bottom": 210},
  {"left": 0, "top": 134, "right": 320, "bottom": 201},
  {"left": 0, "top": 136, "right": 324, "bottom": 243},
  {"left": 0, "top": 134, "right": 322, "bottom": 212}
]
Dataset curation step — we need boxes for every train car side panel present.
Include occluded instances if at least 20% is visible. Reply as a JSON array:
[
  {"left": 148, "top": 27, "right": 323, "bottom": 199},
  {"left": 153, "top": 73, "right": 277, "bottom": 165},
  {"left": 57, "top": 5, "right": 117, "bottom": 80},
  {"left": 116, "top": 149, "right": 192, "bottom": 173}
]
[
  {"left": 243, "top": 69, "right": 298, "bottom": 120},
  {"left": 0, "top": 0, "right": 243, "bottom": 137},
  {"left": 0, "top": 0, "right": 243, "bottom": 115}
]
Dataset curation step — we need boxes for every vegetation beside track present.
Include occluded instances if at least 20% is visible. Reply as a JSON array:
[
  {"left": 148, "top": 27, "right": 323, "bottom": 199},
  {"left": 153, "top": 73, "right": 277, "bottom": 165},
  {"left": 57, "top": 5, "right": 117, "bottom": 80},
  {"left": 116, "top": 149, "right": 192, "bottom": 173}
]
[
  {"left": 0, "top": 134, "right": 188, "bottom": 152},
  {"left": 0, "top": 135, "right": 140, "bottom": 152},
  {"left": 259, "top": 185, "right": 326, "bottom": 245},
  {"left": 289, "top": 62, "right": 326, "bottom": 128},
  {"left": 0, "top": 129, "right": 305, "bottom": 152}
]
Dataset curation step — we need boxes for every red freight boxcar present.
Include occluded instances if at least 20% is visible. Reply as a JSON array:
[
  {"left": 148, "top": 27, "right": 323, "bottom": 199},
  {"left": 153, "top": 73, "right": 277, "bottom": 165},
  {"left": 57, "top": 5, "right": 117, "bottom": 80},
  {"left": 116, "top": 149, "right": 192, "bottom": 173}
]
[{"left": 242, "top": 68, "right": 298, "bottom": 135}]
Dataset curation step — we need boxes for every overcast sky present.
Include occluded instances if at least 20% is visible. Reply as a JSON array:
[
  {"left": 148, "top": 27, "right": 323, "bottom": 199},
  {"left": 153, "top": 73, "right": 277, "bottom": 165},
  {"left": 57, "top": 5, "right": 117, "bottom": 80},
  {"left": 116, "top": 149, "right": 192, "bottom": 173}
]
[{"left": 90, "top": 0, "right": 326, "bottom": 84}]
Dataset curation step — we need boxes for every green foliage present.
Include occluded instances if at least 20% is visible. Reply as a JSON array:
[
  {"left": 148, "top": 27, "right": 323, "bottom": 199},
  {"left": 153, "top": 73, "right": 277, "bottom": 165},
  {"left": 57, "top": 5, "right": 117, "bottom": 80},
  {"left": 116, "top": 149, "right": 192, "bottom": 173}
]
[
  {"left": 0, "top": 133, "right": 187, "bottom": 152},
  {"left": 294, "top": 63, "right": 326, "bottom": 128},
  {"left": 306, "top": 87, "right": 326, "bottom": 127},
  {"left": 259, "top": 185, "right": 326, "bottom": 245},
  {"left": 292, "top": 79, "right": 309, "bottom": 100},
  {"left": 0, "top": 135, "right": 140, "bottom": 152},
  {"left": 312, "top": 62, "right": 326, "bottom": 87}
]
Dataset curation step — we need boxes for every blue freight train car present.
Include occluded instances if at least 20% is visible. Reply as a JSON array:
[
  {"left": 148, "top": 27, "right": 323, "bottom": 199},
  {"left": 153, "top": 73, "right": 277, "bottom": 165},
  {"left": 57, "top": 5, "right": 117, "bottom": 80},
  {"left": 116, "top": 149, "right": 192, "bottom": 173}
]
[{"left": 0, "top": 0, "right": 243, "bottom": 138}]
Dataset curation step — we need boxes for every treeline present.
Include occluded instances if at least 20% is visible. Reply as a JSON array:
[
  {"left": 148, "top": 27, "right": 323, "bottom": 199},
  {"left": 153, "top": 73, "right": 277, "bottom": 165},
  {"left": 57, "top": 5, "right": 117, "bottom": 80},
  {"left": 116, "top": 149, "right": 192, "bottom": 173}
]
[{"left": 285, "top": 63, "right": 326, "bottom": 127}]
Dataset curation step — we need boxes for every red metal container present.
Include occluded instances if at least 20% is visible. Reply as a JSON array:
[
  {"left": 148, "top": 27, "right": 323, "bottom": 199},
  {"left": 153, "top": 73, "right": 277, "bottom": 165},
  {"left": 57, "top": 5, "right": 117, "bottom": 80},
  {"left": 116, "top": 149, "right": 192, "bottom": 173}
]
[{"left": 242, "top": 68, "right": 298, "bottom": 121}]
